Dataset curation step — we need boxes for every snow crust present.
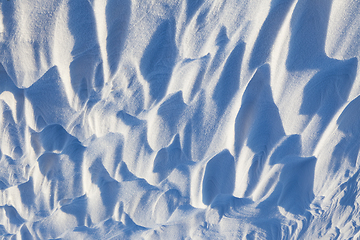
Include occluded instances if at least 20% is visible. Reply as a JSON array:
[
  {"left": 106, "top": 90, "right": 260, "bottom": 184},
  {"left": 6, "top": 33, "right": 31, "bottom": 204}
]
[{"left": 1, "top": 0, "right": 360, "bottom": 239}]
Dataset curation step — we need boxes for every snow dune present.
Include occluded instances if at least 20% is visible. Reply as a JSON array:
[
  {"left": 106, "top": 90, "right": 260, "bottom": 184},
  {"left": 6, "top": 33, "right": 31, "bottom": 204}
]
[{"left": 1, "top": 0, "right": 360, "bottom": 239}]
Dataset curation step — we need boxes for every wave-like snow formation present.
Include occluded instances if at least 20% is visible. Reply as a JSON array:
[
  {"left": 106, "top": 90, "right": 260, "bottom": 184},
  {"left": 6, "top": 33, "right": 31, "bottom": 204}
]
[{"left": 1, "top": 0, "right": 360, "bottom": 239}]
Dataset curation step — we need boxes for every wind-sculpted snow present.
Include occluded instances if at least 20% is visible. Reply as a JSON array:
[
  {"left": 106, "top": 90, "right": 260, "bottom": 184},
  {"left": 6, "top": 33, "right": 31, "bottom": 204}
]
[{"left": 1, "top": 0, "right": 360, "bottom": 239}]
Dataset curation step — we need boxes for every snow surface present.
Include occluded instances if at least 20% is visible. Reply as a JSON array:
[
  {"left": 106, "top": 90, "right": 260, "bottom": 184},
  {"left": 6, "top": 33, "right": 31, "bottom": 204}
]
[{"left": 1, "top": 0, "right": 360, "bottom": 239}]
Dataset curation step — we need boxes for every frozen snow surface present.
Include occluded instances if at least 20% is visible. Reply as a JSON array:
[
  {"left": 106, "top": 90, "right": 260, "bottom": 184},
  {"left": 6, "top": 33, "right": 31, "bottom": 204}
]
[{"left": 1, "top": 0, "right": 360, "bottom": 239}]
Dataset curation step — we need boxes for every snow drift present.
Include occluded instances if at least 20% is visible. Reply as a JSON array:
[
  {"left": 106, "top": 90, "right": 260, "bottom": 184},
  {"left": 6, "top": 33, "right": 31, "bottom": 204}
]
[{"left": 1, "top": 0, "right": 360, "bottom": 239}]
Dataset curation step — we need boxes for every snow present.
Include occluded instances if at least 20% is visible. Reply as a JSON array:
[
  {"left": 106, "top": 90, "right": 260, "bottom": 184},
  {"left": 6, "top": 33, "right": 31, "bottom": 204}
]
[{"left": 1, "top": 0, "right": 360, "bottom": 239}]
